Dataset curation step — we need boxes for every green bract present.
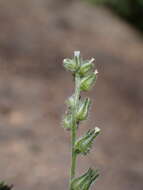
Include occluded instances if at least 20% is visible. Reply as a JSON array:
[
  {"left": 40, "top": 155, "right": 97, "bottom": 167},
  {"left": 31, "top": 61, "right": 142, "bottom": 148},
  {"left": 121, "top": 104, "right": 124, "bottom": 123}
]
[
  {"left": 71, "top": 168, "right": 99, "bottom": 190},
  {"left": 74, "top": 127, "right": 101, "bottom": 155},
  {"left": 62, "top": 51, "right": 100, "bottom": 190},
  {"left": 76, "top": 98, "right": 91, "bottom": 121}
]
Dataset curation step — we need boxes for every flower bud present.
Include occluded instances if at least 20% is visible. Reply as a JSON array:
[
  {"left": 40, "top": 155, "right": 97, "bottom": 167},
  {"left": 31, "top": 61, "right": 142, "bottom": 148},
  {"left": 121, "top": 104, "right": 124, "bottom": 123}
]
[
  {"left": 76, "top": 98, "right": 91, "bottom": 121},
  {"left": 63, "top": 58, "right": 78, "bottom": 72},
  {"left": 66, "top": 94, "right": 75, "bottom": 108},
  {"left": 74, "top": 127, "right": 101, "bottom": 155},
  {"left": 63, "top": 114, "right": 72, "bottom": 130},
  {"left": 78, "top": 58, "right": 95, "bottom": 76},
  {"left": 71, "top": 168, "right": 99, "bottom": 190},
  {"left": 80, "top": 70, "right": 98, "bottom": 91},
  {"left": 63, "top": 51, "right": 81, "bottom": 73}
]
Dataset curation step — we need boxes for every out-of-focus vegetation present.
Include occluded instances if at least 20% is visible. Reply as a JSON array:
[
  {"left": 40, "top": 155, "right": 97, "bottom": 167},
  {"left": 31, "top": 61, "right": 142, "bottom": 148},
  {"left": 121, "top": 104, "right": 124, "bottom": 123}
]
[
  {"left": 86, "top": 0, "right": 143, "bottom": 32},
  {"left": 0, "top": 182, "right": 13, "bottom": 190}
]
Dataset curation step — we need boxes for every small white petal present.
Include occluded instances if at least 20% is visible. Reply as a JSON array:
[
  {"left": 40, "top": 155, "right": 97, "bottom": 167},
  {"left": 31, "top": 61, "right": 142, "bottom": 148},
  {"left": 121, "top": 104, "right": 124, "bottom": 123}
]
[
  {"left": 94, "top": 69, "right": 98, "bottom": 75},
  {"left": 74, "top": 51, "right": 80, "bottom": 57},
  {"left": 94, "top": 127, "right": 101, "bottom": 133}
]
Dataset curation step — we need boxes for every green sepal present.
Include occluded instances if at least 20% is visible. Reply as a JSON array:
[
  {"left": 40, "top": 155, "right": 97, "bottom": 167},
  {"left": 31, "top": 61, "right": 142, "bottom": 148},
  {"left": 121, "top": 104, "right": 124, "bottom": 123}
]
[
  {"left": 71, "top": 168, "right": 99, "bottom": 190},
  {"left": 76, "top": 98, "right": 91, "bottom": 121},
  {"left": 78, "top": 58, "right": 95, "bottom": 76},
  {"left": 63, "top": 58, "right": 78, "bottom": 72},
  {"left": 80, "top": 70, "right": 98, "bottom": 91},
  {"left": 74, "top": 127, "right": 101, "bottom": 155}
]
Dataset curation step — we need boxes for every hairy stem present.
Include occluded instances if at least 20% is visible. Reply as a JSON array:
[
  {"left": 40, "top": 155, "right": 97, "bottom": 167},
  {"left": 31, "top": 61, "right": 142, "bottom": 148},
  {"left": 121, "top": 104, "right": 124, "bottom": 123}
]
[{"left": 70, "top": 74, "right": 80, "bottom": 188}]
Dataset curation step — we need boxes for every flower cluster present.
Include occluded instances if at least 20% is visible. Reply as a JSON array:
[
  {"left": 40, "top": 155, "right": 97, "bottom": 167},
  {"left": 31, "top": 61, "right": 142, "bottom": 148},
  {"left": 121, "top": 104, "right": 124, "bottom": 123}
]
[{"left": 62, "top": 51, "right": 100, "bottom": 190}]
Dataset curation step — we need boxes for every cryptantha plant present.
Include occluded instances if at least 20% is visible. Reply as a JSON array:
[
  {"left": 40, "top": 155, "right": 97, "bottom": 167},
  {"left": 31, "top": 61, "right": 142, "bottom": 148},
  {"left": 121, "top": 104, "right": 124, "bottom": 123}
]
[{"left": 62, "top": 51, "right": 100, "bottom": 190}]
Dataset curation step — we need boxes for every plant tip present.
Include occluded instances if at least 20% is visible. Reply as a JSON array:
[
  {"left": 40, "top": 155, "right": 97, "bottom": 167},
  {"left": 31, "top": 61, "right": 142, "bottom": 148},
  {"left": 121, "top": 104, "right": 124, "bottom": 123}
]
[{"left": 74, "top": 51, "right": 80, "bottom": 57}]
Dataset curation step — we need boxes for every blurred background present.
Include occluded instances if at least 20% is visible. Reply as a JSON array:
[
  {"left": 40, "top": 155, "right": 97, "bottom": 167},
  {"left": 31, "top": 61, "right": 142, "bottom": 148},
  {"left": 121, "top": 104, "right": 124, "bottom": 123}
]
[{"left": 0, "top": 0, "right": 143, "bottom": 190}]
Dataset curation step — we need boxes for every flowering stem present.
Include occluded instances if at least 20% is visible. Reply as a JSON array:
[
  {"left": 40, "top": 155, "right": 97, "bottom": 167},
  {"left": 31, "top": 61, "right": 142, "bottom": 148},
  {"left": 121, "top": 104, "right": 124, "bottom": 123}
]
[
  {"left": 70, "top": 74, "right": 80, "bottom": 186},
  {"left": 63, "top": 51, "right": 100, "bottom": 190}
]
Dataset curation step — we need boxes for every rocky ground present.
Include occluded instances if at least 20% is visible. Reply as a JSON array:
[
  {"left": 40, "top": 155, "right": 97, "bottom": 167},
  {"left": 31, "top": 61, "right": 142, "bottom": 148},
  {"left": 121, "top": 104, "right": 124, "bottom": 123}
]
[{"left": 0, "top": 0, "right": 143, "bottom": 190}]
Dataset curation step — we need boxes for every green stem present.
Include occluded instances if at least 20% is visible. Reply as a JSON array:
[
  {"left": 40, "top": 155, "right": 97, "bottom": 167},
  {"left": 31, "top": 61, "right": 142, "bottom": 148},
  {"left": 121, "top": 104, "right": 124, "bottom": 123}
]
[
  {"left": 71, "top": 126, "right": 77, "bottom": 179},
  {"left": 70, "top": 74, "right": 80, "bottom": 188}
]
